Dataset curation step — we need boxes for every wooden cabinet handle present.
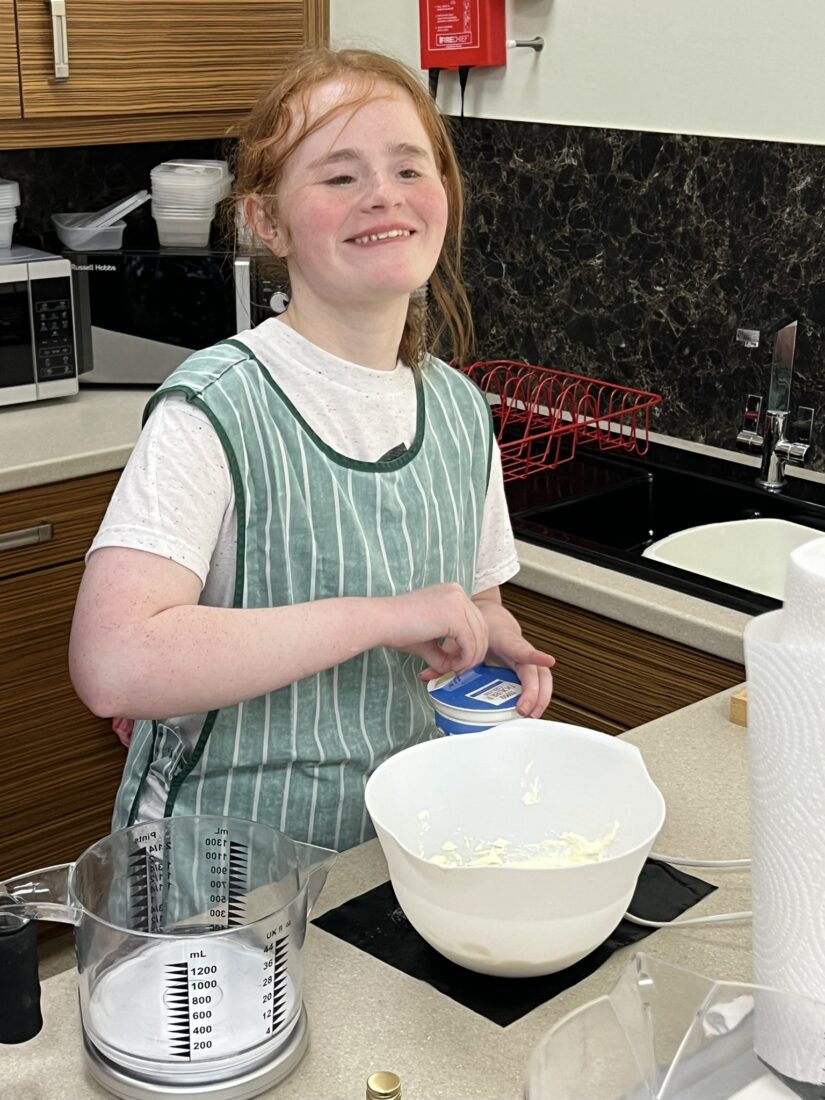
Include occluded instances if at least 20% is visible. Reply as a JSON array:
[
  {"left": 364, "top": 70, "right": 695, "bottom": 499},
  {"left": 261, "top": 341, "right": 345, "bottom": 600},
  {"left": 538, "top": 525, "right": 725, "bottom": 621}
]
[
  {"left": 45, "top": 0, "right": 70, "bottom": 82},
  {"left": 0, "top": 523, "right": 54, "bottom": 551}
]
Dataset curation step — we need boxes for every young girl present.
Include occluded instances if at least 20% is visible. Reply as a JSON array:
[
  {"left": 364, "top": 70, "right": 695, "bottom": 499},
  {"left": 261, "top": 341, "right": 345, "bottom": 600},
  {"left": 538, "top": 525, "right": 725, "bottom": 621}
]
[{"left": 69, "top": 47, "right": 555, "bottom": 852}]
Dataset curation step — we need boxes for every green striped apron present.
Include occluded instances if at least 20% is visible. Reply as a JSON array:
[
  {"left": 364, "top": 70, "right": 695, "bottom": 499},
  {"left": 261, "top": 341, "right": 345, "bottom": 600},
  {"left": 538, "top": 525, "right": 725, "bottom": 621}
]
[{"left": 111, "top": 338, "right": 493, "bottom": 851}]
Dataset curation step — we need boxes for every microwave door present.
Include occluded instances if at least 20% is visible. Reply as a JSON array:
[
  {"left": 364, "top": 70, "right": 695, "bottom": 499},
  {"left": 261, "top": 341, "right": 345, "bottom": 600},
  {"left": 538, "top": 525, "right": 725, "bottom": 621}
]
[
  {"left": 75, "top": 251, "right": 238, "bottom": 385},
  {"left": 0, "top": 265, "right": 37, "bottom": 406}
]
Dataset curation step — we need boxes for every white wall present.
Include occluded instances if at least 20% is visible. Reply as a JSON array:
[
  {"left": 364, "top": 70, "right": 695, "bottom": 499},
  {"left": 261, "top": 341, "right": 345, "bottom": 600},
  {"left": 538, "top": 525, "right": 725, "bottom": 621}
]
[{"left": 332, "top": 0, "right": 825, "bottom": 145}]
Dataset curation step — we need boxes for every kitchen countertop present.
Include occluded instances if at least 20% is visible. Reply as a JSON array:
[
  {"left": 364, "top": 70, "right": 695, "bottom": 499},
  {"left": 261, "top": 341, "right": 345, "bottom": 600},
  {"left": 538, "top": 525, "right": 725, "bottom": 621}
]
[
  {"left": 0, "top": 387, "right": 149, "bottom": 494},
  {"left": 0, "top": 387, "right": 751, "bottom": 664},
  {"left": 513, "top": 538, "right": 748, "bottom": 665},
  {"left": 2, "top": 687, "right": 751, "bottom": 1100}
]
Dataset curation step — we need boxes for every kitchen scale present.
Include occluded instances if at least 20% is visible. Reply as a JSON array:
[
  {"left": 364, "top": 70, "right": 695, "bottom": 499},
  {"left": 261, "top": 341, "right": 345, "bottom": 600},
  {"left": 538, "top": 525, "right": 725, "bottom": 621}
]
[
  {"left": 81, "top": 1008, "right": 310, "bottom": 1100},
  {"left": 0, "top": 815, "right": 336, "bottom": 1100}
]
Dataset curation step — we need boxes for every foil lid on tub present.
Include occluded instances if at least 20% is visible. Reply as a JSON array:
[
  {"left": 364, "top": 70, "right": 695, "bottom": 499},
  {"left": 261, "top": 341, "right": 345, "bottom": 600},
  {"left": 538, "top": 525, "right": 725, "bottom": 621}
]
[{"left": 427, "top": 663, "right": 522, "bottom": 722}]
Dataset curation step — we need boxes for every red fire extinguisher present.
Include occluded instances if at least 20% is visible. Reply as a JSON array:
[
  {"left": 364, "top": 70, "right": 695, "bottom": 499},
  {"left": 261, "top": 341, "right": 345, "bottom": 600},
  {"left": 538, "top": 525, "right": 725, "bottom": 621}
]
[
  {"left": 419, "top": 0, "right": 507, "bottom": 111},
  {"left": 419, "top": 0, "right": 507, "bottom": 71}
]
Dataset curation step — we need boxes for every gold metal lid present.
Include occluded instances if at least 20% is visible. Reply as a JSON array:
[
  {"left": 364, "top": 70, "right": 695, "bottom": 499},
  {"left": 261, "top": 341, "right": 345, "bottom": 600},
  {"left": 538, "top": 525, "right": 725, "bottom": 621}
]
[{"left": 366, "top": 1070, "right": 402, "bottom": 1099}]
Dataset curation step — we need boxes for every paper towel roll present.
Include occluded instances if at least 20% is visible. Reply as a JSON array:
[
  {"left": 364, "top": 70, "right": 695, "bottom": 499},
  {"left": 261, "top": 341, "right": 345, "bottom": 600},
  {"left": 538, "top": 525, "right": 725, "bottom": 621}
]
[
  {"left": 780, "top": 535, "right": 825, "bottom": 646},
  {"left": 746, "top": 536, "right": 825, "bottom": 1087}
]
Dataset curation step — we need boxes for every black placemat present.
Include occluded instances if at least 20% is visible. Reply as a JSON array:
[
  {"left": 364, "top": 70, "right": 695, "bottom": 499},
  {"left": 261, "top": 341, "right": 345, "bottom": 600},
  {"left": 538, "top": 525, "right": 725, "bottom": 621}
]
[{"left": 313, "top": 859, "right": 716, "bottom": 1027}]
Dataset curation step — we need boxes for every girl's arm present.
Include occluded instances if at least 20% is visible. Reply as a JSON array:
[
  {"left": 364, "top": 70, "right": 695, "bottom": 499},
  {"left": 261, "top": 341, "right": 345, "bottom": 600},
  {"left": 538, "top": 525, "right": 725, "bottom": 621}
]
[{"left": 69, "top": 546, "right": 489, "bottom": 719}]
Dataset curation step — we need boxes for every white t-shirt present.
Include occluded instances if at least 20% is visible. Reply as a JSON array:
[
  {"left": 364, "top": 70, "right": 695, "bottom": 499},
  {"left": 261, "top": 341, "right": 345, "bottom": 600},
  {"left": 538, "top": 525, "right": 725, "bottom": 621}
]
[{"left": 90, "top": 319, "right": 519, "bottom": 602}]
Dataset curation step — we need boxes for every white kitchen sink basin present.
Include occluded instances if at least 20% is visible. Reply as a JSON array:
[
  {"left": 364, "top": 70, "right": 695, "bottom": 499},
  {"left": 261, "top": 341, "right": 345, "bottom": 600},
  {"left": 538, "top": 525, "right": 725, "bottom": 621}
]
[{"left": 642, "top": 517, "right": 825, "bottom": 600}]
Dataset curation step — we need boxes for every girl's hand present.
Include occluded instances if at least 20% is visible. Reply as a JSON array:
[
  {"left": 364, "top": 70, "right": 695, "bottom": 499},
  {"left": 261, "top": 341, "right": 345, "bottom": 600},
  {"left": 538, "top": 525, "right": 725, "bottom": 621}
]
[
  {"left": 471, "top": 588, "right": 556, "bottom": 718},
  {"left": 383, "top": 583, "right": 489, "bottom": 677},
  {"left": 485, "top": 628, "right": 555, "bottom": 718},
  {"left": 111, "top": 717, "right": 134, "bottom": 747}
]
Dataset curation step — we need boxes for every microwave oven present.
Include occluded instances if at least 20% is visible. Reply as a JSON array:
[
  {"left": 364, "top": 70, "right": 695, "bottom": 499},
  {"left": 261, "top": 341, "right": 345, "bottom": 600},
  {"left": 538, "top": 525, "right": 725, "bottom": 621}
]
[
  {"left": 0, "top": 246, "right": 79, "bottom": 406},
  {"left": 66, "top": 246, "right": 285, "bottom": 385}
]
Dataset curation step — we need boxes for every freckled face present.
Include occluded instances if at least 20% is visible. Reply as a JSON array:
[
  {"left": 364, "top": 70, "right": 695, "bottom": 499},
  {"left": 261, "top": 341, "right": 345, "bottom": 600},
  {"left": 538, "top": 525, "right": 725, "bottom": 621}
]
[{"left": 269, "top": 80, "right": 449, "bottom": 309}]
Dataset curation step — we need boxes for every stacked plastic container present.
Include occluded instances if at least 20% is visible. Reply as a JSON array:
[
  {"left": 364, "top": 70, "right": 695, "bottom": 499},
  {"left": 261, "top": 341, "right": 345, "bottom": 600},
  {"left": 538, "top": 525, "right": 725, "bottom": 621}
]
[
  {"left": 0, "top": 179, "right": 20, "bottom": 249},
  {"left": 150, "top": 159, "right": 232, "bottom": 247}
]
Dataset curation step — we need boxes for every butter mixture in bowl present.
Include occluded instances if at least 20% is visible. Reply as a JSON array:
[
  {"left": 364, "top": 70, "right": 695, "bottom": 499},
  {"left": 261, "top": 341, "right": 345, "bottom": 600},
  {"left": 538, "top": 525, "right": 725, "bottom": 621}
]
[
  {"left": 365, "top": 719, "right": 665, "bottom": 977},
  {"left": 425, "top": 822, "right": 620, "bottom": 869}
]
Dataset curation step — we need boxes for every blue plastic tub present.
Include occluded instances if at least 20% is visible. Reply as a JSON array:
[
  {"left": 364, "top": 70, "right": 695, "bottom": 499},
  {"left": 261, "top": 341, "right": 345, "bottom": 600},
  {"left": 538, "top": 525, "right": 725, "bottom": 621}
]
[
  {"left": 428, "top": 663, "right": 522, "bottom": 724},
  {"left": 434, "top": 712, "right": 493, "bottom": 736}
]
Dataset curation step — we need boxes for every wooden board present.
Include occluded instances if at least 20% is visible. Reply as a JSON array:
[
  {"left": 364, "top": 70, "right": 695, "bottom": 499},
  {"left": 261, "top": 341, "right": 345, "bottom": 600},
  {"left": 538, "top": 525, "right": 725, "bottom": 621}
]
[{"left": 729, "top": 688, "right": 748, "bottom": 727}]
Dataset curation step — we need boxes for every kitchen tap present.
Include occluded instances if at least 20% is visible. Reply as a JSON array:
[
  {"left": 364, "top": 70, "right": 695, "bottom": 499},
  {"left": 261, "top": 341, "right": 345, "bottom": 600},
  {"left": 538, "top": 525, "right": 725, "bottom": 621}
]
[{"left": 735, "top": 319, "right": 816, "bottom": 492}]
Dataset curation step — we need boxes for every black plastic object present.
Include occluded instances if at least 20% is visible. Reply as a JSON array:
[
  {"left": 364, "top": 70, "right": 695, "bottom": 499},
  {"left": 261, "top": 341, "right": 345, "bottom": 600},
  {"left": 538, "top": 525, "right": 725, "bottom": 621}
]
[
  {"left": 0, "top": 914, "right": 43, "bottom": 1043},
  {"left": 313, "top": 859, "right": 716, "bottom": 1028}
]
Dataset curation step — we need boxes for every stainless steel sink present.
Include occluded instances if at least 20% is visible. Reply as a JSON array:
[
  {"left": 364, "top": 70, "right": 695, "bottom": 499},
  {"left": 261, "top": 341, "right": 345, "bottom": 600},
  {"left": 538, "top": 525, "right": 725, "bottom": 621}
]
[{"left": 507, "top": 441, "right": 825, "bottom": 613}]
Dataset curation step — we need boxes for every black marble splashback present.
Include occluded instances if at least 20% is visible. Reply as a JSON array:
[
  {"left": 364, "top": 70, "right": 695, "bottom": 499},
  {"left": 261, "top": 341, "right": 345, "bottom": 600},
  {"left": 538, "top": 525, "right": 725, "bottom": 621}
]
[
  {"left": 450, "top": 120, "right": 825, "bottom": 469},
  {"left": 4, "top": 123, "right": 825, "bottom": 468}
]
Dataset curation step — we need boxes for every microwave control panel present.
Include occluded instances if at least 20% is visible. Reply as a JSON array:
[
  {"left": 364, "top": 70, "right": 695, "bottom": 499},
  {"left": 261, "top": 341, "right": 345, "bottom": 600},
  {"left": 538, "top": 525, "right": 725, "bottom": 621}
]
[
  {"left": 31, "top": 274, "right": 77, "bottom": 382},
  {"left": 249, "top": 261, "right": 288, "bottom": 326}
]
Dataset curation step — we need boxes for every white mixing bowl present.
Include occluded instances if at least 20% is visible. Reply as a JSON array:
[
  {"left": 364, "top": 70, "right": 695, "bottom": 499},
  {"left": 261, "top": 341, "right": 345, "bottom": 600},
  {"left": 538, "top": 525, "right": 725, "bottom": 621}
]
[{"left": 365, "top": 719, "right": 666, "bottom": 977}]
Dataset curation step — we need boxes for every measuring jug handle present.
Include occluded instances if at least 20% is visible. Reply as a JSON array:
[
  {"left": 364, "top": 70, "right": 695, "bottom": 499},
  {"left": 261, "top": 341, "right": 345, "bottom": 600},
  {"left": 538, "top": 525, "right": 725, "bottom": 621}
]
[
  {"left": 0, "top": 911, "right": 42, "bottom": 1043},
  {"left": 0, "top": 863, "right": 79, "bottom": 1045},
  {"left": 0, "top": 862, "right": 81, "bottom": 925}
]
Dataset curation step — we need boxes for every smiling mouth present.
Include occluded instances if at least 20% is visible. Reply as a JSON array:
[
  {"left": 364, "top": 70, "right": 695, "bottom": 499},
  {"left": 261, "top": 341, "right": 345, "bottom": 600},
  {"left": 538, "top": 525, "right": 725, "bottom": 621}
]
[{"left": 350, "top": 229, "right": 414, "bottom": 245}]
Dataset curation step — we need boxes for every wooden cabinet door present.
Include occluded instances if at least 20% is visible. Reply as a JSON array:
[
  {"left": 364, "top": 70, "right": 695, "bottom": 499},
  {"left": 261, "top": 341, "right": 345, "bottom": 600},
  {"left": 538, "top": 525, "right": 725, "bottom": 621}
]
[
  {"left": 0, "top": 559, "right": 125, "bottom": 879},
  {"left": 0, "top": 470, "right": 121, "bottom": 582},
  {"left": 502, "top": 583, "right": 745, "bottom": 733},
  {"left": 0, "top": 470, "right": 123, "bottom": 880},
  {"left": 0, "top": 0, "right": 22, "bottom": 119},
  {"left": 15, "top": 0, "right": 327, "bottom": 119}
]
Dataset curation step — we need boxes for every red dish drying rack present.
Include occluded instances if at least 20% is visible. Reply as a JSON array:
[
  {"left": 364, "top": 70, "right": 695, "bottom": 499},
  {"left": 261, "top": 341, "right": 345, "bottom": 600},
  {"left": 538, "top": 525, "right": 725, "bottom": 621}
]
[{"left": 459, "top": 359, "right": 663, "bottom": 482}]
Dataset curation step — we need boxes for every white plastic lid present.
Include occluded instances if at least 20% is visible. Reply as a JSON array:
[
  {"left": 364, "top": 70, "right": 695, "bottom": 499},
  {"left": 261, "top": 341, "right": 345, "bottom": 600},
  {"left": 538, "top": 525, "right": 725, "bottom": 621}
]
[
  {"left": 160, "top": 158, "right": 231, "bottom": 176},
  {"left": 152, "top": 164, "right": 223, "bottom": 183},
  {"left": 151, "top": 160, "right": 228, "bottom": 185},
  {"left": 52, "top": 211, "right": 126, "bottom": 229},
  {"left": 428, "top": 663, "right": 522, "bottom": 714},
  {"left": 64, "top": 190, "right": 150, "bottom": 231},
  {"left": 0, "top": 178, "right": 20, "bottom": 205}
]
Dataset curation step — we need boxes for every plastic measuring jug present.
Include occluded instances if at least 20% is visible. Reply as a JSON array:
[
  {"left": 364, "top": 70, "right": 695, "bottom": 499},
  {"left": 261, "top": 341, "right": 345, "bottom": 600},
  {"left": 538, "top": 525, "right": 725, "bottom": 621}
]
[
  {"left": 525, "top": 952, "right": 825, "bottom": 1099},
  {"left": 0, "top": 815, "right": 336, "bottom": 1098}
]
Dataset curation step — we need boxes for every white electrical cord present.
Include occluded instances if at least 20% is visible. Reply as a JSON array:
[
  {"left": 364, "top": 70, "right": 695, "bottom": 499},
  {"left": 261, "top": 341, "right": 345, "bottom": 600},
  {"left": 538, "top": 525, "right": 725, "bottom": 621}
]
[
  {"left": 649, "top": 851, "right": 752, "bottom": 869},
  {"left": 624, "top": 909, "right": 752, "bottom": 928},
  {"left": 623, "top": 851, "right": 752, "bottom": 928}
]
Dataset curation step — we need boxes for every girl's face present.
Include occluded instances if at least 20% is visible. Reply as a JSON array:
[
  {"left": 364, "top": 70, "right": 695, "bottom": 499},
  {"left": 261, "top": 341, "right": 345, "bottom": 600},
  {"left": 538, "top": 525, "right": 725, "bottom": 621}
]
[{"left": 266, "top": 79, "right": 449, "bottom": 310}]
